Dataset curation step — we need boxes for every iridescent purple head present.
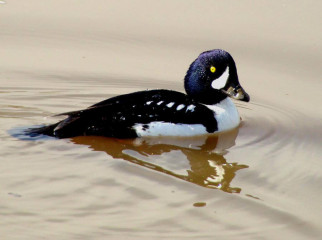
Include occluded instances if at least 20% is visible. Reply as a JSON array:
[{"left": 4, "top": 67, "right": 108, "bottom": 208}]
[{"left": 184, "top": 49, "right": 249, "bottom": 104}]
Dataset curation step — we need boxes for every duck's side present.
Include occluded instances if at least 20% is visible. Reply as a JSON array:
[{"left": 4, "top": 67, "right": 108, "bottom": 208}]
[{"left": 28, "top": 90, "right": 219, "bottom": 138}]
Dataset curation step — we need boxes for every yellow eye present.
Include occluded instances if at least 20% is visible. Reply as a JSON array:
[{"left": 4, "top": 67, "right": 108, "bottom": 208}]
[{"left": 210, "top": 66, "right": 216, "bottom": 73}]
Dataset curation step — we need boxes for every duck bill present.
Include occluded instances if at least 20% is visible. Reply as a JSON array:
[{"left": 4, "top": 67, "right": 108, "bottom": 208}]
[{"left": 221, "top": 85, "right": 250, "bottom": 102}]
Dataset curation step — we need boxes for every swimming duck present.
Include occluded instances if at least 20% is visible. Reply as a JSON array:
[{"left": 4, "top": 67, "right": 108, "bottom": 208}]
[{"left": 28, "top": 49, "right": 250, "bottom": 139}]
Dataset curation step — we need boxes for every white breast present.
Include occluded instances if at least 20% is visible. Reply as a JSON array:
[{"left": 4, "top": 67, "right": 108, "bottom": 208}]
[{"left": 204, "top": 97, "right": 240, "bottom": 132}]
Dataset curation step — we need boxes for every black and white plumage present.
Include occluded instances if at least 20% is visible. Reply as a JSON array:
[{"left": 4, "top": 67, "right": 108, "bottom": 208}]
[{"left": 28, "top": 49, "right": 250, "bottom": 139}]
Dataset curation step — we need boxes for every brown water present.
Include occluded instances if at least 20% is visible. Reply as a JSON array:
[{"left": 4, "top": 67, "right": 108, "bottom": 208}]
[{"left": 1, "top": 1, "right": 322, "bottom": 239}]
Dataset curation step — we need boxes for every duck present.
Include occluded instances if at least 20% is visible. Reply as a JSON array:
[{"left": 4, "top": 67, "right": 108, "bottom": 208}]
[{"left": 28, "top": 49, "right": 250, "bottom": 139}]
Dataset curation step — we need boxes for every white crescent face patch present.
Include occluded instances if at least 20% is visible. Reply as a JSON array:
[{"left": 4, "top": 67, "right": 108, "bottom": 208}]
[{"left": 211, "top": 66, "right": 229, "bottom": 90}]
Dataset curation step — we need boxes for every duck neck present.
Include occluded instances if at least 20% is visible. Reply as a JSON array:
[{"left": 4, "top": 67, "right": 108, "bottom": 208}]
[{"left": 189, "top": 91, "right": 227, "bottom": 105}]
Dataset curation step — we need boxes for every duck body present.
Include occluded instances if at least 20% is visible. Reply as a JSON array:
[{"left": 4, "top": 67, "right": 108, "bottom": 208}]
[{"left": 28, "top": 49, "right": 249, "bottom": 139}]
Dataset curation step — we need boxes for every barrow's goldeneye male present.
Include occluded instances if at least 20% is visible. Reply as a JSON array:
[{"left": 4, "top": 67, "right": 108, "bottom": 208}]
[{"left": 28, "top": 49, "right": 250, "bottom": 138}]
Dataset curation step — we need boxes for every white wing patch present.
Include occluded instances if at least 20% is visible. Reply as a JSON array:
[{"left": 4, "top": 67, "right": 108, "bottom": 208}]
[
  {"left": 211, "top": 66, "right": 229, "bottom": 90},
  {"left": 186, "top": 105, "right": 195, "bottom": 112},
  {"left": 166, "top": 102, "right": 175, "bottom": 108},
  {"left": 176, "top": 104, "right": 185, "bottom": 111}
]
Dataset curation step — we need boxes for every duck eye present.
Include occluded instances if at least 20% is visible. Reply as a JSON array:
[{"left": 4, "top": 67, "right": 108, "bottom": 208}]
[{"left": 210, "top": 66, "right": 216, "bottom": 73}]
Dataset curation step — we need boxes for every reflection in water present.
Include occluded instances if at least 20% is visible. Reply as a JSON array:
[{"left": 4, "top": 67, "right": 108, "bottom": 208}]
[{"left": 71, "top": 128, "right": 248, "bottom": 193}]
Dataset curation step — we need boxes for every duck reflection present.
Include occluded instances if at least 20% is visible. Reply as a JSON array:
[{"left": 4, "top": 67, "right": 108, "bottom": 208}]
[{"left": 71, "top": 128, "right": 248, "bottom": 193}]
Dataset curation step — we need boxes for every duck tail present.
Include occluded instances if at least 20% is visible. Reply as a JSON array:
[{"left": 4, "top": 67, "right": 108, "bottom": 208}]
[{"left": 25, "top": 123, "right": 59, "bottom": 138}]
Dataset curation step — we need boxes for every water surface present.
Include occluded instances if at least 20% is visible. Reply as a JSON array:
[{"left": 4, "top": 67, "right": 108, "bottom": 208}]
[{"left": 1, "top": 1, "right": 322, "bottom": 239}]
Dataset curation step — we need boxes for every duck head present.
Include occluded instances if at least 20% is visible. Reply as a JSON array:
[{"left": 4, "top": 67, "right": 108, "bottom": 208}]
[{"left": 184, "top": 49, "right": 250, "bottom": 104}]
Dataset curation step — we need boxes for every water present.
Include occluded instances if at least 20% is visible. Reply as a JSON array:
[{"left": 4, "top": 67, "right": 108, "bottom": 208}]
[{"left": 1, "top": 1, "right": 322, "bottom": 239}]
